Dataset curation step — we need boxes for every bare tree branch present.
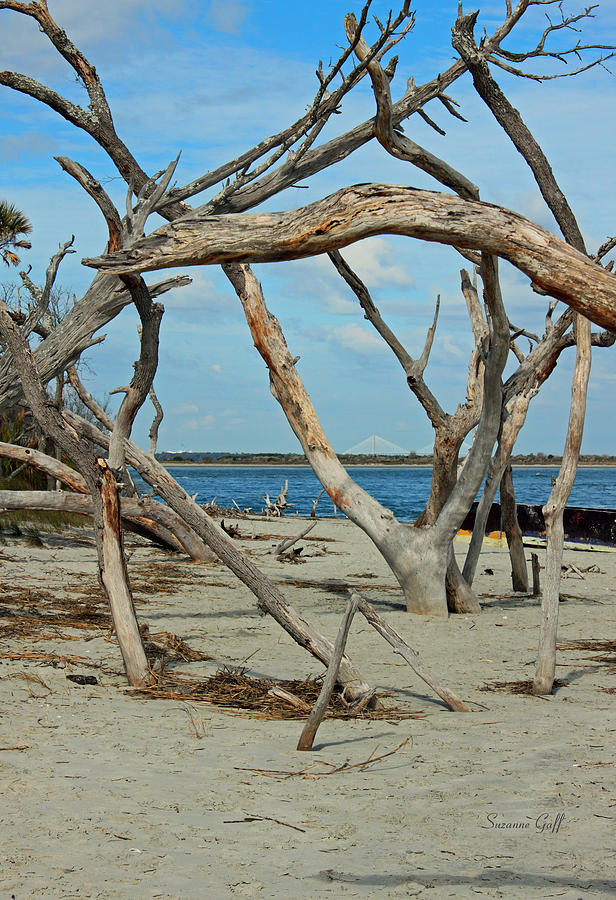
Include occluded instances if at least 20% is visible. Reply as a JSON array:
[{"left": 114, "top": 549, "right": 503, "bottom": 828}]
[{"left": 345, "top": 12, "right": 479, "bottom": 199}]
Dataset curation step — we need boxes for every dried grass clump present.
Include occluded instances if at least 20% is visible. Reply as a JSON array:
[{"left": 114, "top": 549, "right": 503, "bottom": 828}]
[
  {"left": 129, "top": 667, "right": 422, "bottom": 720},
  {"left": 139, "top": 624, "right": 212, "bottom": 665},
  {"left": 0, "top": 650, "right": 104, "bottom": 670},
  {"left": 481, "top": 678, "right": 569, "bottom": 695}
]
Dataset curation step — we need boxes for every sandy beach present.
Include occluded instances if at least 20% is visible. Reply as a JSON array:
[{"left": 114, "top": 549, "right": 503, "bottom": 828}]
[{"left": 1, "top": 514, "right": 615, "bottom": 899}]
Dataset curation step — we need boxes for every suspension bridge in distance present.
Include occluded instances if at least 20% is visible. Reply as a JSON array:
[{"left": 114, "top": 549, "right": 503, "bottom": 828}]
[{"left": 345, "top": 434, "right": 410, "bottom": 456}]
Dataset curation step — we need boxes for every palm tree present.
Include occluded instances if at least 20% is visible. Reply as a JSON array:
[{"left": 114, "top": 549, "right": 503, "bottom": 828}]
[{"left": 0, "top": 200, "right": 32, "bottom": 266}]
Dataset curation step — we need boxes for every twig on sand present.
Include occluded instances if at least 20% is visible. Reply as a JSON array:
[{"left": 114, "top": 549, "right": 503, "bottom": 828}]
[
  {"left": 224, "top": 814, "right": 306, "bottom": 833},
  {"left": 352, "top": 591, "right": 468, "bottom": 712},
  {"left": 234, "top": 737, "right": 410, "bottom": 780}
]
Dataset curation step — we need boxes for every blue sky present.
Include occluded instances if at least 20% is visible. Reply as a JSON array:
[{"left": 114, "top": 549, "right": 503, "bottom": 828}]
[{"left": 1, "top": 0, "right": 615, "bottom": 454}]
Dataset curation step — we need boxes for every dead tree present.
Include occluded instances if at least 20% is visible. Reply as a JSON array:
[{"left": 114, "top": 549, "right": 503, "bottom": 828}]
[
  {"left": 450, "top": 10, "right": 604, "bottom": 687},
  {"left": 62, "top": 402, "right": 377, "bottom": 701},
  {"left": 0, "top": 302, "right": 151, "bottom": 685},
  {"left": 462, "top": 307, "right": 614, "bottom": 590},
  {"left": 534, "top": 317, "right": 591, "bottom": 693},
  {"left": 223, "top": 255, "right": 509, "bottom": 616},
  {"left": 0, "top": 3, "right": 613, "bottom": 635},
  {"left": 0, "top": 166, "right": 182, "bottom": 685},
  {"left": 1, "top": 1, "right": 613, "bottom": 418}
]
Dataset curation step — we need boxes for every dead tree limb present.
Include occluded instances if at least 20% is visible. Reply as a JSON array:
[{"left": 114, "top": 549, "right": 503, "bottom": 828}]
[
  {"left": 297, "top": 593, "right": 359, "bottom": 751},
  {"left": 0, "top": 436, "right": 213, "bottom": 559},
  {"left": 352, "top": 591, "right": 468, "bottom": 711},
  {"left": 58, "top": 408, "right": 374, "bottom": 700},
  {"left": 86, "top": 184, "right": 616, "bottom": 332},
  {"left": 276, "top": 520, "right": 317, "bottom": 557}
]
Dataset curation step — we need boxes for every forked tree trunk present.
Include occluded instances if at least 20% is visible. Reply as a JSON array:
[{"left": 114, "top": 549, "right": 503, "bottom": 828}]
[
  {"left": 223, "top": 259, "right": 508, "bottom": 616},
  {"left": 500, "top": 462, "right": 528, "bottom": 592},
  {"left": 418, "top": 431, "right": 481, "bottom": 614}
]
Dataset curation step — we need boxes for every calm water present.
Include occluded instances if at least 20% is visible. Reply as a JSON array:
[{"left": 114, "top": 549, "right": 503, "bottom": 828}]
[{"left": 136, "top": 465, "right": 616, "bottom": 522}]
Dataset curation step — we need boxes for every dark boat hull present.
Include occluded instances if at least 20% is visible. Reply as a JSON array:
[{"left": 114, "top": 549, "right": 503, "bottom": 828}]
[{"left": 460, "top": 503, "right": 616, "bottom": 549}]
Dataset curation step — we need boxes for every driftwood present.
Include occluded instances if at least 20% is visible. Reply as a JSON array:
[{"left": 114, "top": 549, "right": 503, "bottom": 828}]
[
  {"left": 297, "top": 593, "right": 359, "bottom": 751},
  {"left": 276, "top": 520, "right": 317, "bottom": 557},
  {"left": 63, "top": 411, "right": 375, "bottom": 701},
  {"left": 351, "top": 591, "right": 468, "bottom": 712},
  {"left": 0, "top": 441, "right": 213, "bottom": 561},
  {"left": 0, "top": 304, "right": 151, "bottom": 686},
  {"left": 264, "top": 480, "right": 289, "bottom": 516}
]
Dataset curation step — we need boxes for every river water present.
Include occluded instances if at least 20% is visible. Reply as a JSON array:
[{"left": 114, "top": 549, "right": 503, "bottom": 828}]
[{"left": 136, "top": 465, "right": 616, "bottom": 522}]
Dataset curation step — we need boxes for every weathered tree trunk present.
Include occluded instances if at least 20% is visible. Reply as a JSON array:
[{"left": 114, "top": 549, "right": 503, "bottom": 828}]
[
  {"left": 95, "top": 462, "right": 150, "bottom": 684},
  {"left": 329, "top": 251, "right": 485, "bottom": 615},
  {"left": 534, "top": 316, "right": 591, "bottom": 694},
  {"left": 500, "top": 462, "right": 528, "bottom": 592},
  {"left": 223, "top": 260, "right": 454, "bottom": 615},
  {"left": 223, "top": 259, "right": 508, "bottom": 616},
  {"left": 418, "top": 430, "right": 481, "bottom": 614},
  {"left": 446, "top": 550, "right": 481, "bottom": 614}
]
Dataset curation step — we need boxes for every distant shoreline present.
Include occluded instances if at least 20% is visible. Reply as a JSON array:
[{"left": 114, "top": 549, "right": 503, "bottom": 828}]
[{"left": 159, "top": 461, "right": 616, "bottom": 469}]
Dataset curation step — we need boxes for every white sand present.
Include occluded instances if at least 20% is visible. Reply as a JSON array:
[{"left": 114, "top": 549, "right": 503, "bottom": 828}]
[{"left": 0, "top": 516, "right": 615, "bottom": 899}]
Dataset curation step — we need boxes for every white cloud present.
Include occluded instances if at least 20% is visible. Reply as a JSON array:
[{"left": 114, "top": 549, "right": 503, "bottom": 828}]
[
  {"left": 338, "top": 239, "right": 415, "bottom": 289},
  {"left": 171, "top": 402, "right": 198, "bottom": 414},
  {"left": 187, "top": 414, "right": 216, "bottom": 429},
  {"left": 209, "top": 0, "right": 248, "bottom": 35},
  {"left": 317, "top": 322, "right": 388, "bottom": 354}
]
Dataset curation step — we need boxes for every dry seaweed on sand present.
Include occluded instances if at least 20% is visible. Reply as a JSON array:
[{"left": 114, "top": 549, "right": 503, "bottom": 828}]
[
  {"left": 139, "top": 623, "right": 213, "bottom": 664},
  {"left": 129, "top": 666, "right": 423, "bottom": 720},
  {"left": 557, "top": 639, "right": 616, "bottom": 652},
  {"left": 0, "top": 649, "right": 107, "bottom": 670},
  {"left": 481, "top": 679, "right": 569, "bottom": 695},
  {"left": 0, "top": 581, "right": 110, "bottom": 637},
  {"left": 557, "top": 638, "right": 616, "bottom": 672}
]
